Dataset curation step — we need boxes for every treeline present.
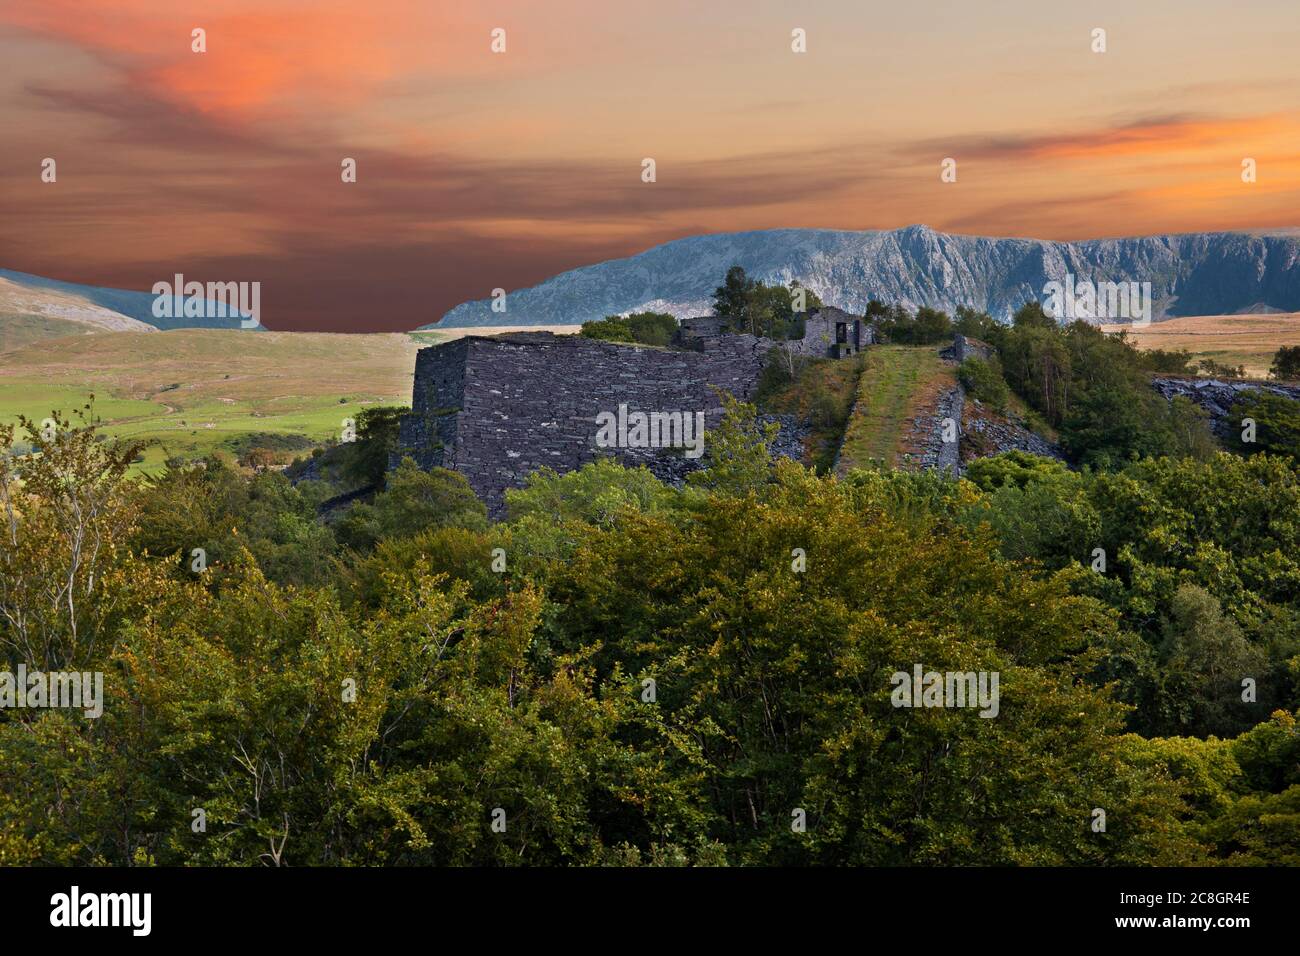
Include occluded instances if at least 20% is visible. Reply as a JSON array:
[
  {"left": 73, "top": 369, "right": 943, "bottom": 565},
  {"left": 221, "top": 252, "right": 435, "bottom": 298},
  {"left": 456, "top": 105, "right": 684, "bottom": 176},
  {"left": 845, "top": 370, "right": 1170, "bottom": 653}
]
[
  {"left": 1, "top": 401, "right": 1297, "bottom": 866},
  {"left": 579, "top": 311, "right": 678, "bottom": 346},
  {"left": 864, "top": 299, "right": 957, "bottom": 344},
  {"left": 955, "top": 302, "right": 1300, "bottom": 466},
  {"left": 577, "top": 267, "right": 826, "bottom": 346},
  {"left": 855, "top": 297, "right": 1297, "bottom": 466},
  {"left": 710, "top": 266, "right": 822, "bottom": 340}
]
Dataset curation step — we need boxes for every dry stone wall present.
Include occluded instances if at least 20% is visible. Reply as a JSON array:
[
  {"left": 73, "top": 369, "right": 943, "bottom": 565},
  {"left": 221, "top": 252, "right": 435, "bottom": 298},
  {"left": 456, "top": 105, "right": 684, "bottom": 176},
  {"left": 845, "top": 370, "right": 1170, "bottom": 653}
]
[
  {"left": 397, "top": 332, "right": 793, "bottom": 515},
  {"left": 909, "top": 385, "right": 965, "bottom": 473},
  {"left": 946, "top": 334, "right": 994, "bottom": 364}
]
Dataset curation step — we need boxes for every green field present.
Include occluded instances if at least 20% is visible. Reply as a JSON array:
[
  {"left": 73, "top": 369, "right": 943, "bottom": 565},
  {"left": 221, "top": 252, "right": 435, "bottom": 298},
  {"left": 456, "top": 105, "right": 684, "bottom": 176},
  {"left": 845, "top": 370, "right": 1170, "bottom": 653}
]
[
  {"left": 0, "top": 329, "right": 423, "bottom": 473},
  {"left": 1101, "top": 312, "right": 1300, "bottom": 379}
]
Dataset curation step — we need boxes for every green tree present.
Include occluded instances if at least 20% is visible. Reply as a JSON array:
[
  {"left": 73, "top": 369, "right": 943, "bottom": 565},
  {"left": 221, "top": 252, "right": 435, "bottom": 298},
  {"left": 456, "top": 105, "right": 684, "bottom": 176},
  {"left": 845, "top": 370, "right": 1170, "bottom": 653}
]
[
  {"left": 913, "top": 306, "right": 953, "bottom": 344},
  {"left": 1198, "top": 358, "right": 1245, "bottom": 378},
  {"left": 954, "top": 305, "right": 1002, "bottom": 344},
  {"left": 712, "top": 265, "right": 755, "bottom": 322},
  {"left": 685, "top": 395, "right": 780, "bottom": 496},
  {"left": 1269, "top": 345, "right": 1300, "bottom": 381},
  {"left": 580, "top": 312, "right": 679, "bottom": 346},
  {"left": 1139, "top": 347, "right": 1196, "bottom": 374},
  {"left": 579, "top": 317, "right": 633, "bottom": 342},
  {"left": 1012, "top": 300, "right": 1057, "bottom": 330},
  {"left": 623, "top": 312, "right": 679, "bottom": 346},
  {"left": 1157, "top": 584, "right": 1267, "bottom": 737},
  {"left": 1230, "top": 392, "right": 1300, "bottom": 461},
  {"left": 1001, "top": 325, "right": 1071, "bottom": 425},
  {"left": 134, "top": 458, "right": 338, "bottom": 588},
  {"left": 958, "top": 356, "right": 1010, "bottom": 410},
  {"left": 336, "top": 459, "right": 487, "bottom": 549},
  {"left": 711, "top": 266, "right": 823, "bottom": 339},
  {"left": 506, "top": 458, "right": 676, "bottom": 527},
  {"left": 344, "top": 405, "right": 408, "bottom": 488},
  {"left": 0, "top": 408, "right": 146, "bottom": 669},
  {"left": 550, "top": 462, "right": 1202, "bottom": 864}
]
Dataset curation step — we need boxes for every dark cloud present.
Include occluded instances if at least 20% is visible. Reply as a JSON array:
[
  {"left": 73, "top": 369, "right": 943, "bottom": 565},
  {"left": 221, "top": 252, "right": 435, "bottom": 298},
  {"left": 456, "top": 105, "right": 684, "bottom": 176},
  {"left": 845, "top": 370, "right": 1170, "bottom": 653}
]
[
  {"left": 3, "top": 79, "right": 896, "bottom": 329},
  {"left": 899, "top": 114, "right": 1231, "bottom": 163},
  {"left": 23, "top": 82, "right": 292, "bottom": 154}
]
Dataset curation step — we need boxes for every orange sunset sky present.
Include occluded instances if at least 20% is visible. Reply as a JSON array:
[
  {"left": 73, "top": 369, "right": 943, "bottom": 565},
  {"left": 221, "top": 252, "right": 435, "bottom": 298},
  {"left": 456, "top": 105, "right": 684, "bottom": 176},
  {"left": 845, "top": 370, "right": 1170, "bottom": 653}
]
[{"left": 2, "top": 0, "right": 1299, "bottom": 331}]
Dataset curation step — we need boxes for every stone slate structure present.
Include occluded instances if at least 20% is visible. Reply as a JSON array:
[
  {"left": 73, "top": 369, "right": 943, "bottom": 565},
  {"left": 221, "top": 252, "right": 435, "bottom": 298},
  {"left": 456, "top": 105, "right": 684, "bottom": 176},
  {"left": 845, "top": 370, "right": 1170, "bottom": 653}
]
[
  {"left": 676, "top": 316, "right": 731, "bottom": 343},
  {"left": 800, "top": 306, "right": 873, "bottom": 358},
  {"left": 916, "top": 386, "right": 965, "bottom": 474},
  {"left": 945, "top": 334, "right": 995, "bottom": 364},
  {"left": 397, "top": 330, "right": 799, "bottom": 515}
]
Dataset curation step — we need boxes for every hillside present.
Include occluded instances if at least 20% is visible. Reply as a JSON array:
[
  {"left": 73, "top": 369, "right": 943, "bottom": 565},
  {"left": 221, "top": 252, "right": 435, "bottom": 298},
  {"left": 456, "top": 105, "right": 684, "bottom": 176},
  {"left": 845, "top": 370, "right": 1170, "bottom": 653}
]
[
  {"left": 430, "top": 226, "right": 1300, "bottom": 328},
  {"left": 0, "top": 275, "right": 156, "bottom": 350},
  {"left": 0, "top": 329, "right": 421, "bottom": 472},
  {"left": 0, "top": 268, "right": 258, "bottom": 338},
  {"left": 758, "top": 354, "right": 865, "bottom": 471}
]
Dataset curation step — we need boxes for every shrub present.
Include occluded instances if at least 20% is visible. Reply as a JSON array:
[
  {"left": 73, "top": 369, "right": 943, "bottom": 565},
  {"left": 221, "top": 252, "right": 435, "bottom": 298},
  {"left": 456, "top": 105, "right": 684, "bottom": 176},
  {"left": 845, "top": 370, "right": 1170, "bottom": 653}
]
[
  {"left": 1229, "top": 392, "right": 1300, "bottom": 461},
  {"left": 1140, "top": 348, "right": 1196, "bottom": 374},
  {"left": 580, "top": 312, "right": 678, "bottom": 346},
  {"left": 579, "top": 317, "right": 633, "bottom": 342},
  {"left": 1197, "top": 358, "right": 1245, "bottom": 378},
  {"left": 958, "top": 356, "right": 1010, "bottom": 410},
  {"left": 622, "top": 312, "right": 678, "bottom": 346}
]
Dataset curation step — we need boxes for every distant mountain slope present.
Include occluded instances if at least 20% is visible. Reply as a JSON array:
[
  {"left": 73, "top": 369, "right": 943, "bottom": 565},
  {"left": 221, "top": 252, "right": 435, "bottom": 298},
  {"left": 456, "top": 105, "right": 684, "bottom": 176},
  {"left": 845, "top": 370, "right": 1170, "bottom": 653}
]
[
  {"left": 0, "top": 269, "right": 256, "bottom": 333},
  {"left": 427, "top": 226, "right": 1300, "bottom": 328},
  {"left": 1, "top": 275, "right": 157, "bottom": 351}
]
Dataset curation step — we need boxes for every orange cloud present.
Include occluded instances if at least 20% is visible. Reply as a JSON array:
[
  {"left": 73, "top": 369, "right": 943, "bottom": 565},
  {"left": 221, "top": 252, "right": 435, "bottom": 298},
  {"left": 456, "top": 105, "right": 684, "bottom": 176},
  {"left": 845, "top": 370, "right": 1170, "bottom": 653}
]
[
  {"left": 1029, "top": 115, "right": 1293, "bottom": 161},
  {"left": 1, "top": 0, "right": 498, "bottom": 122}
]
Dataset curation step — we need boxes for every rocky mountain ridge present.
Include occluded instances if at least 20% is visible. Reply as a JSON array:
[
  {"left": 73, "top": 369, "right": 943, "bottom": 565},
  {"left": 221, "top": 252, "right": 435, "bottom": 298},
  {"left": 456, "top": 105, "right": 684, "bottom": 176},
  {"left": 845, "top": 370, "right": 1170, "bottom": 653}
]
[{"left": 433, "top": 226, "right": 1300, "bottom": 328}]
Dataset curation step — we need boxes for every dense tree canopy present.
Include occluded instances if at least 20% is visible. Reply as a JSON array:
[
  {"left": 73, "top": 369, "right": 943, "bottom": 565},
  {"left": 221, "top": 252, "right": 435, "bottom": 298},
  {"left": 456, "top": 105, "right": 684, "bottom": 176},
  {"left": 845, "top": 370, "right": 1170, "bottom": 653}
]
[{"left": 3, "top": 400, "right": 1298, "bottom": 866}]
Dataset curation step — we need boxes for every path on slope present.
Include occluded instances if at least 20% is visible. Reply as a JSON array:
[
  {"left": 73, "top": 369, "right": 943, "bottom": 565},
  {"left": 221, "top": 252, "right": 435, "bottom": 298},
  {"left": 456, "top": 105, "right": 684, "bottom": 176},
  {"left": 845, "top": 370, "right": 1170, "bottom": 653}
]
[{"left": 835, "top": 345, "right": 957, "bottom": 473}]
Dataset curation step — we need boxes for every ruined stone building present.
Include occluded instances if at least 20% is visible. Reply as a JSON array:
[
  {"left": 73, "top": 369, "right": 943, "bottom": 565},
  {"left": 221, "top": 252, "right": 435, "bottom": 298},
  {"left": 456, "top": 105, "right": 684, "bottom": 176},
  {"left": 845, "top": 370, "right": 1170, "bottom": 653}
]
[
  {"left": 395, "top": 311, "right": 871, "bottom": 514},
  {"left": 797, "top": 306, "right": 874, "bottom": 357},
  {"left": 676, "top": 306, "right": 873, "bottom": 358}
]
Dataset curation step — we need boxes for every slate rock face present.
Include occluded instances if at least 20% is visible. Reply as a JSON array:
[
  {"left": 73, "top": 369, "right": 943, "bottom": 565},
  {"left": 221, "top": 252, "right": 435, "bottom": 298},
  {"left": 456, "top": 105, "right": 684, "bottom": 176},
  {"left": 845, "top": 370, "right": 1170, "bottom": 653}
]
[
  {"left": 430, "top": 226, "right": 1300, "bottom": 328},
  {"left": 397, "top": 332, "right": 794, "bottom": 515},
  {"left": 963, "top": 401, "right": 1065, "bottom": 461}
]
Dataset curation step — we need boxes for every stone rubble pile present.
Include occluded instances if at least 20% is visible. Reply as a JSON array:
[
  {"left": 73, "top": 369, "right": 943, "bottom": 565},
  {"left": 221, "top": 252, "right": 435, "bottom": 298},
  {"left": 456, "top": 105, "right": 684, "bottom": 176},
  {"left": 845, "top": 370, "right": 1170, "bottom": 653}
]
[{"left": 1150, "top": 377, "right": 1300, "bottom": 438}]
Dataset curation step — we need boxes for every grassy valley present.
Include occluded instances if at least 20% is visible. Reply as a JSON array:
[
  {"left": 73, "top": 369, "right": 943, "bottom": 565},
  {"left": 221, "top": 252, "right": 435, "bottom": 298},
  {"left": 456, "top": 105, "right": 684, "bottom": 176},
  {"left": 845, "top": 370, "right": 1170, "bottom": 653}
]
[{"left": 0, "top": 329, "right": 422, "bottom": 472}]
